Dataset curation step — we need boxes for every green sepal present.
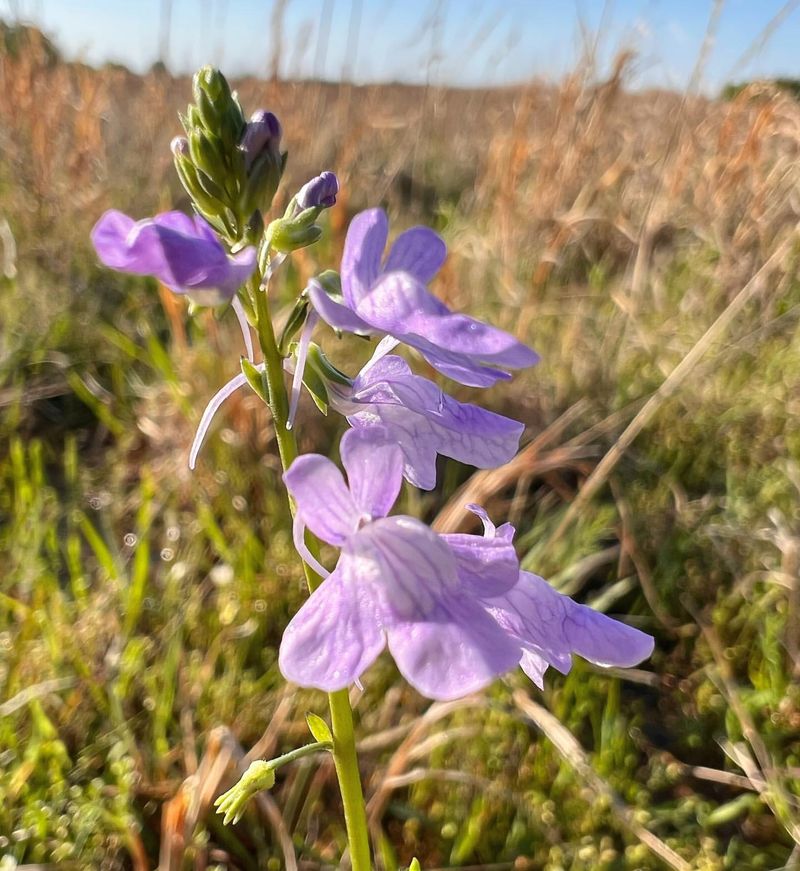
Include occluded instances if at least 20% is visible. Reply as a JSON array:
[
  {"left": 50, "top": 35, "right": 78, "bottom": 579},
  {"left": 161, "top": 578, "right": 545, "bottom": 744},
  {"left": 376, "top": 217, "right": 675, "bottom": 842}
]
[
  {"left": 315, "top": 269, "right": 342, "bottom": 298},
  {"left": 188, "top": 129, "right": 226, "bottom": 182},
  {"left": 409, "top": 860, "right": 422, "bottom": 871},
  {"left": 267, "top": 204, "right": 325, "bottom": 253},
  {"left": 307, "top": 343, "right": 352, "bottom": 386},
  {"left": 194, "top": 167, "right": 228, "bottom": 203},
  {"left": 303, "top": 363, "right": 329, "bottom": 415},
  {"left": 278, "top": 296, "right": 309, "bottom": 355},
  {"left": 214, "top": 759, "right": 276, "bottom": 826},
  {"left": 174, "top": 157, "right": 223, "bottom": 218},
  {"left": 196, "top": 86, "right": 220, "bottom": 131},
  {"left": 241, "top": 357, "right": 268, "bottom": 405},
  {"left": 305, "top": 713, "right": 333, "bottom": 744}
]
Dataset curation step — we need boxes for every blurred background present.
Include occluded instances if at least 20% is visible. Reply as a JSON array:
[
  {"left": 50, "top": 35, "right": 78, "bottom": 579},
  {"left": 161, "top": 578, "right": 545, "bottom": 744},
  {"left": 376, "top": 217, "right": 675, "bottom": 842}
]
[{"left": 1, "top": 1, "right": 800, "bottom": 868}]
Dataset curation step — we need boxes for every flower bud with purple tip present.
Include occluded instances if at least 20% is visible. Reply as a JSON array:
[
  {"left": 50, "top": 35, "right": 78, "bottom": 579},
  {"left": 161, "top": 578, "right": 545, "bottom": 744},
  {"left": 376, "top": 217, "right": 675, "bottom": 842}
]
[
  {"left": 296, "top": 171, "right": 339, "bottom": 210},
  {"left": 240, "top": 110, "right": 282, "bottom": 171},
  {"left": 171, "top": 136, "right": 190, "bottom": 158}
]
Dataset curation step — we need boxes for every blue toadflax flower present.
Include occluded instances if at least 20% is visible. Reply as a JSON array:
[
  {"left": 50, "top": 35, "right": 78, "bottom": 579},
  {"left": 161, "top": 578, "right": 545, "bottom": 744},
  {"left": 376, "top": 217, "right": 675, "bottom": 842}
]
[
  {"left": 280, "top": 428, "right": 654, "bottom": 700},
  {"left": 280, "top": 426, "right": 522, "bottom": 700},
  {"left": 91, "top": 209, "right": 257, "bottom": 306},
  {"left": 327, "top": 352, "right": 524, "bottom": 489},
  {"left": 307, "top": 208, "right": 539, "bottom": 387}
]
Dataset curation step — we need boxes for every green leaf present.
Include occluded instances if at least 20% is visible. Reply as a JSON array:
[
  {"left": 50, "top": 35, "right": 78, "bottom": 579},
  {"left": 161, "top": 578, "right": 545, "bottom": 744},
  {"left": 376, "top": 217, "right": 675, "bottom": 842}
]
[{"left": 305, "top": 713, "right": 333, "bottom": 744}]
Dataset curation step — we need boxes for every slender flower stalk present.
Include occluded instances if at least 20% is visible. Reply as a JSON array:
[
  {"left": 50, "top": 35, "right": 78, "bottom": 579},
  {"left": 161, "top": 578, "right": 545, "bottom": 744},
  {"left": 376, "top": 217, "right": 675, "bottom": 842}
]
[{"left": 246, "top": 260, "right": 374, "bottom": 871}]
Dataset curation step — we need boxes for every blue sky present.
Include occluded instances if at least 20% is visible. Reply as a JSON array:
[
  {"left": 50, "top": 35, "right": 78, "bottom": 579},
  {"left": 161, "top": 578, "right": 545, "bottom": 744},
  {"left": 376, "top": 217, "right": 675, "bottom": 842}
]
[{"left": 6, "top": 0, "right": 800, "bottom": 92}]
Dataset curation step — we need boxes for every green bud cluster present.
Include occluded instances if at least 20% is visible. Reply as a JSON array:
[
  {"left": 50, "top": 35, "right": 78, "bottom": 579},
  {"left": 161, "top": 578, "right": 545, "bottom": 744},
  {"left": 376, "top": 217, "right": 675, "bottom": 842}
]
[{"left": 172, "top": 66, "right": 286, "bottom": 244}]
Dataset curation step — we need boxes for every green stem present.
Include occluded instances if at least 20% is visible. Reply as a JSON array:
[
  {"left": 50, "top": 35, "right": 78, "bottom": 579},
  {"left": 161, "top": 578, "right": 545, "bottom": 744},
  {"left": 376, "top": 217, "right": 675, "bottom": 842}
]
[{"left": 249, "top": 269, "right": 373, "bottom": 870}]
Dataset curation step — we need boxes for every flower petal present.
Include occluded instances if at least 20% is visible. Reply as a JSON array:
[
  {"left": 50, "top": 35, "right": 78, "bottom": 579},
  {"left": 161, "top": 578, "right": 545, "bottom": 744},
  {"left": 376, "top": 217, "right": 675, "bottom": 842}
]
[
  {"left": 340, "top": 427, "right": 403, "bottom": 519},
  {"left": 279, "top": 566, "right": 385, "bottom": 691},
  {"left": 355, "top": 273, "right": 538, "bottom": 385},
  {"left": 91, "top": 209, "right": 255, "bottom": 302},
  {"left": 341, "top": 208, "right": 388, "bottom": 307},
  {"left": 488, "top": 571, "right": 655, "bottom": 675},
  {"left": 384, "top": 226, "right": 447, "bottom": 283},
  {"left": 91, "top": 210, "right": 136, "bottom": 269},
  {"left": 345, "top": 515, "right": 460, "bottom": 619},
  {"left": 283, "top": 454, "right": 360, "bottom": 545},
  {"left": 520, "top": 649, "right": 549, "bottom": 689},
  {"left": 386, "top": 595, "right": 521, "bottom": 700},
  {"left": 307, "top": 280, "right": 373, "bottom": 334},
  {"left": 441, "top": 529, "right": 519, "bottom": 597},
  {"left": 416, "top": 347, "right": 512, "bottom": 388},
  {"left": 349, "top": 355, "right": 524, "bottom": 482}
]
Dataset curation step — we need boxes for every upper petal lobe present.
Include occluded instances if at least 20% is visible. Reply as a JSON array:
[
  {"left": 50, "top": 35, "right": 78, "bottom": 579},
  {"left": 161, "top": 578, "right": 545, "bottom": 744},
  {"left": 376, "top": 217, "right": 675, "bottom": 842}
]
[
  {"left": 340, "top": 427, "right": 404, "bottom": 519},
  {"left": 384, "top": 226, "right": 447, "bottom": 284},
  {"left": 341, "top": 208, "right": 388, "bottom": 307},
  {"left": 283, "top": 454, "right": 360, "bottom": 545}
]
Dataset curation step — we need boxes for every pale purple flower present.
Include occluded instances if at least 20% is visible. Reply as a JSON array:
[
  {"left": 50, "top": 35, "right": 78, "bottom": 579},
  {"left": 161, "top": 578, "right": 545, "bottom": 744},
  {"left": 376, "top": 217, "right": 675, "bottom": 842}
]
[
  {"left": 307, "top": 208, "right": 539, "bottom": 387},
  {"left": 91, "top": 209, "right": 256, "bottom": 306},
  {"left": 280, "top": 427, "right": 522, "bottom": 700},
  {"left": 327, "top": 351, "right": 524, "bottom": 489},
  {"left": 296, "top": 171, "right": 339, "bottom": 210},
  {"left": 240, "top": 110, "right": 282, "bottom": 170},
  {"left": 280, "top": 434, "right": 653, "bottom": 700},
  {"left": 445, "top": 507, "right": 656, "bottom": 689}
]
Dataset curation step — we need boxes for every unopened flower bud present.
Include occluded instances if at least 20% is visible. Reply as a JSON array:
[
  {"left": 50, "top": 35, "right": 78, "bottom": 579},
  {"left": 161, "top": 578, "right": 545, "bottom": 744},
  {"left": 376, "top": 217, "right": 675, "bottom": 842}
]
[
  {"left": 296, "top": 171, "right": 339, "bottom": 210},
  {"left": 171, "top": 136, "right": 189, "bottom": 158},
  {"left": 240, "top": 110, "right": 282, "bottom": 171}
]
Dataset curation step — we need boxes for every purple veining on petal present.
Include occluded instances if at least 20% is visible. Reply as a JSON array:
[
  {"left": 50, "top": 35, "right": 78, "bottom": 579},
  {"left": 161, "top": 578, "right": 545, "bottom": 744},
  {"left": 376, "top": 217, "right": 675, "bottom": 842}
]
[
  {"left": 328, "top": 355, "right": 523, "bottom": 489},
  {"left": 486, "top": 570, "right": 655, "bottom": 681},
  {"left": 339, "top": 427, "right": 404, "bottom": 520},
  {"left": 278, "top": 428, "right": 527, "bottom": 698},
  {"left": 279, "top": 442, "right": 651, "bottom": 699}
]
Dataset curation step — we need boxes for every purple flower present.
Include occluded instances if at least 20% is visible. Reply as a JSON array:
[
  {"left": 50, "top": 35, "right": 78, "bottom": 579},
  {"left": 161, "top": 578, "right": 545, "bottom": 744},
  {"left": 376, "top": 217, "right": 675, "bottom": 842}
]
[
  {"left": 91, "top": 210, "right": 256, "bottom": 306},
  {"left": 280, "top": 427, "right": 522, "bottom": 700},
  {"left": 328, "top": 352, "right": 524, "bottom": 489},
  {"left": 307, "top": 208, "right": 539, "bottom": 387},
  {"left": 296, "top": 171, "right": 339, "bottom": 210},
  {"left": 280, "top": 443, "right": 654, "bottom": 700},
  {"left": 444, "top": 507, "right": 656, "bottom": 689},
  {"left": 240, "top": 110, "right": 282, "bottom": 170}
]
